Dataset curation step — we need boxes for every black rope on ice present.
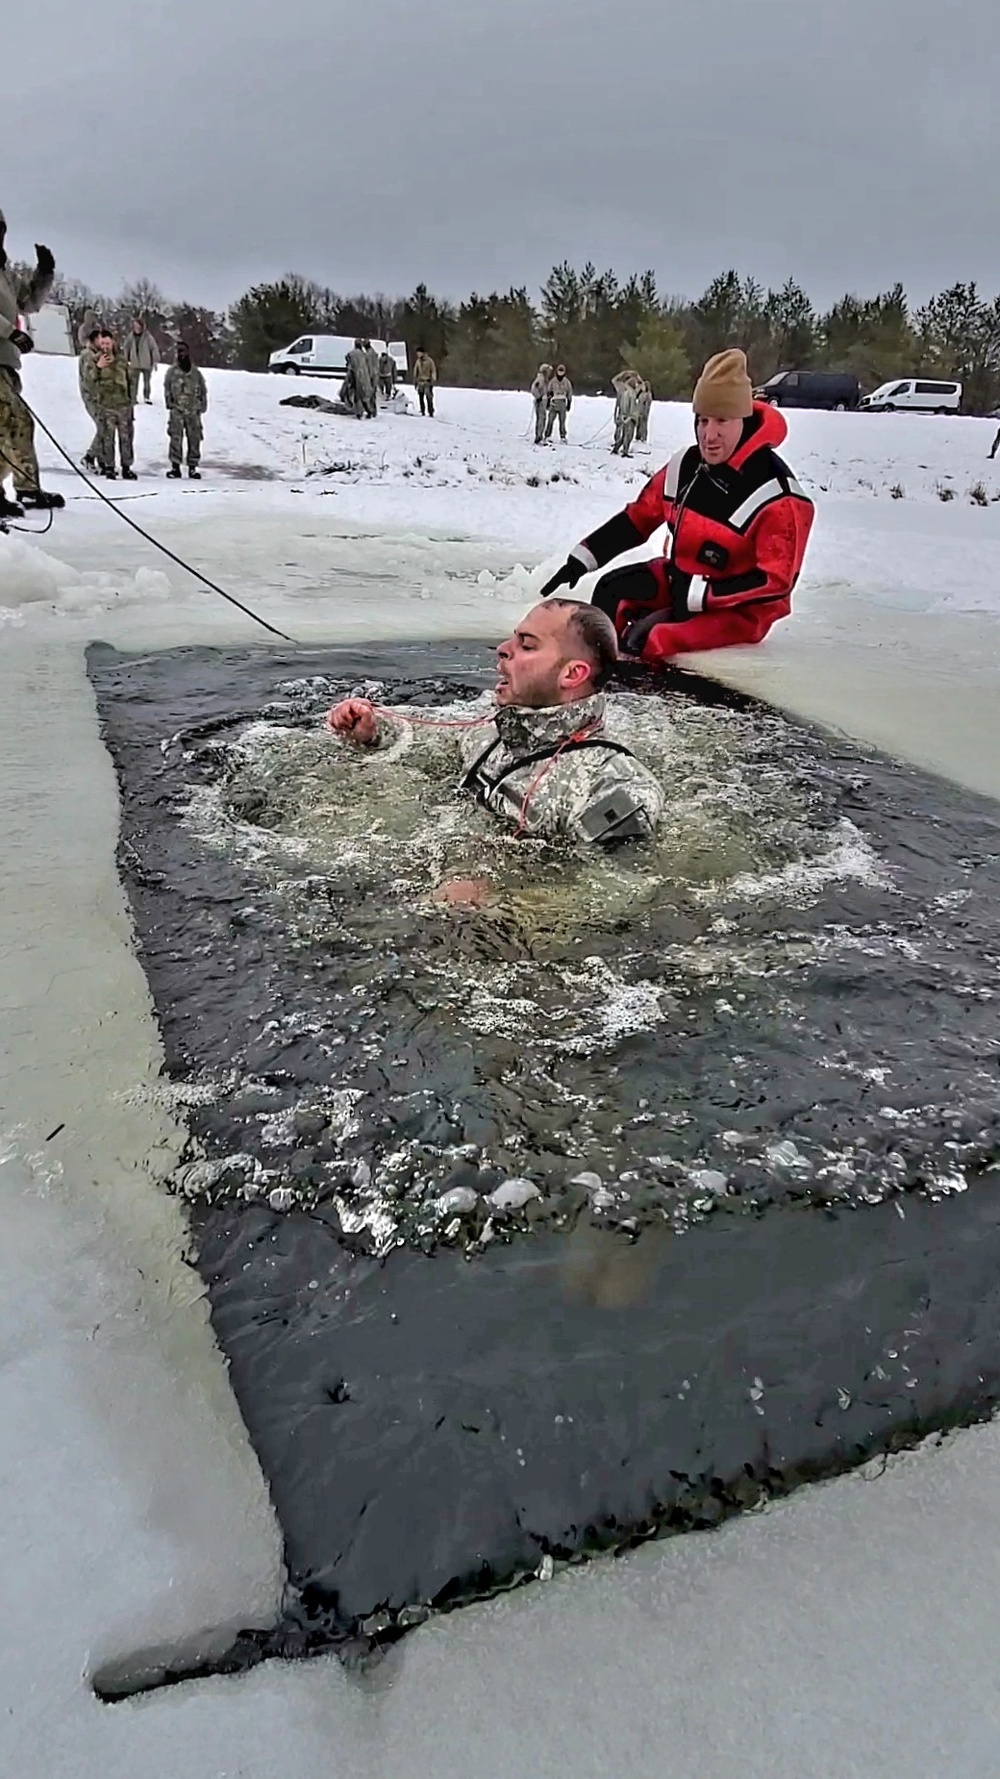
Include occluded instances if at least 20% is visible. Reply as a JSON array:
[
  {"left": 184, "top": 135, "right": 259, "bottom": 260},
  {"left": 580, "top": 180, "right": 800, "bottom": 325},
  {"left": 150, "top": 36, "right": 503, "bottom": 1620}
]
[{"left": 10, "top": 391, "right": 295, "bottom": 643}]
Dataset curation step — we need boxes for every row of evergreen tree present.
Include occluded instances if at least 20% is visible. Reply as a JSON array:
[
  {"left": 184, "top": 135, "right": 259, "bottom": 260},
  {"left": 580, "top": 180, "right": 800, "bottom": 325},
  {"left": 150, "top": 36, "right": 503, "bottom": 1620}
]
[{"left": 47, "top": 265, "right": 1000, "bottom": 412}]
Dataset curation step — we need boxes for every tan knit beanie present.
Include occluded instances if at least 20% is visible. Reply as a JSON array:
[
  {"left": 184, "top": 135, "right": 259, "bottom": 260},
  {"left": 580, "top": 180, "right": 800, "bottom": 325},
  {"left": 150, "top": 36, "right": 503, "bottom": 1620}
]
[{"left": 692, "top": 348, "right": 754, "bottom": 419}]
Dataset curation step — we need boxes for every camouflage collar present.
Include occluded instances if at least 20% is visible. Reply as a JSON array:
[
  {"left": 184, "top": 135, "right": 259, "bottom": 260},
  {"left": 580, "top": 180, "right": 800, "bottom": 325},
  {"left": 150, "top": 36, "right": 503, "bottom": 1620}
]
[{"left": 494, "top": 691, "right": 606, "bottom": 753}]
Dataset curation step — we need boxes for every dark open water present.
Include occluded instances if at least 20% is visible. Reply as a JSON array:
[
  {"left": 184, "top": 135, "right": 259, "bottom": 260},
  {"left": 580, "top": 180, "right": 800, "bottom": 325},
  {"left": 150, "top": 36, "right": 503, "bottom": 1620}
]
[{"left": 89, "top": 639, "right": 1000, "bottom": 1671}]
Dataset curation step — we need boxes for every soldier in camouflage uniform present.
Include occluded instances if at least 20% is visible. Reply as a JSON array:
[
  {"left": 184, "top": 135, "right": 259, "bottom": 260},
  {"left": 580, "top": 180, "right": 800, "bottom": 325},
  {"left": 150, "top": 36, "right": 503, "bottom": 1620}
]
[
  {"left": 544, "top": 365, "right": 573, "bottom": 441},
  {"left": 327, "top": 599, "right": 663, "bottom": 855},
  {"left": 0, "top": 206, "right": 64, "bottom": 516},
  {"left": 412, "top": 349, "right": 436, "bottom": 417},
  {"left": 611, "top": 371, "right": 641, "bottom": 457},
  {"left": 345, "top": 340, "right": 376, "bottom": 419},
  {"left": 378, "top": 348, "right": 396, "bottom": 399},
  {"left": 78, "top": 325, "right": 103, "bottom": 471},
  {"left": 530, "top": 362, "right": 553, "bottom": 443},
  {"left": 78, "top": 329, "right": 136, "bottom": 478},
  {"left": 635, "top": 379, "right": 652, "bottom": 444},
  {"left": 164, "top": 341, "right": 208, "bottom": 478},
  {"left": 123, "top": 315, "right": 160, "bottom": 404}
]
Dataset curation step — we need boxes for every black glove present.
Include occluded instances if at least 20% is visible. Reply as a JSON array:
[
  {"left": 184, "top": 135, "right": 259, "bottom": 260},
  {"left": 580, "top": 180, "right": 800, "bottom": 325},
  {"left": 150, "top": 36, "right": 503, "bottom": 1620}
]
[
  {"left": 35, "top": 243, "right": 55, "bottom": 278},
  {"left": 11, "top": 329, "right": 34, "bottom": 353},
  {"left": 621, "top": 607, "right": 673, "bottom": 655},
  {"left": 540, "top": 555, "right": 586, "bottom": 598}
]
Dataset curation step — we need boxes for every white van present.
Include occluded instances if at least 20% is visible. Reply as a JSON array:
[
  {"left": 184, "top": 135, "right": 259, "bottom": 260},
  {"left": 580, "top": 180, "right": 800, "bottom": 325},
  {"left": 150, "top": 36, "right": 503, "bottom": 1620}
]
[
  {"left": 268, "top": 335, "right": 408, "bottom": 379},
  {"left": 861, "top": 377, "right": 963, "bottom": 414}
]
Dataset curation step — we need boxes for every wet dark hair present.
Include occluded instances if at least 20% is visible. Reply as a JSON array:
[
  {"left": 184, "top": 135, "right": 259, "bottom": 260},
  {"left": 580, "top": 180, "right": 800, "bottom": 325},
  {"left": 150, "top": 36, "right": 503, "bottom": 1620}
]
[{"left": 548, "top": 598, "right": 619, "bottom": 689}]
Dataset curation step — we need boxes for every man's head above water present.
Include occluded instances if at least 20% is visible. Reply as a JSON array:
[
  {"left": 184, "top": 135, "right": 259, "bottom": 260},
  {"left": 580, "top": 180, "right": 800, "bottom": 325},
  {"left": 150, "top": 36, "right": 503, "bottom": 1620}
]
[
  {"left": 326, "top": 600, "right": 618, "bottom": 744},
  {"left": 495, "top": 600, "right": 618, "bottom": 709}
]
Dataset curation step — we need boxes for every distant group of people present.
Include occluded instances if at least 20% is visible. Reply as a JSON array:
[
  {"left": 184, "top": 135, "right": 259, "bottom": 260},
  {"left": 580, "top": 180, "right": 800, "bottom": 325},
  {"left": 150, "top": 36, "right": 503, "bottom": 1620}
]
[
  {"left": 341, "top": 340, "right": 438, "bottom": 419},
  {"left": 528, "top": 363, "right": 651, "bottom": 455},
  {"left": 530, "top": 362, "right": 574, "bottom": 442},
  {"left": 77, "top": 317, "right": 208, "bottom": 480},
  {"left": 611, "top": 370, "right": 652, "bottom": 457}
]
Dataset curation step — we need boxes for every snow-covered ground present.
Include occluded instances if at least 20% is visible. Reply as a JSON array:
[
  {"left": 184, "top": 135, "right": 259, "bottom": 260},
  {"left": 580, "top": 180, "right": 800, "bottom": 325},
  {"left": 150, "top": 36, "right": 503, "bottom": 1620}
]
[{"left": 5, "top": 358, "right": 1000, "bottom": 1776}]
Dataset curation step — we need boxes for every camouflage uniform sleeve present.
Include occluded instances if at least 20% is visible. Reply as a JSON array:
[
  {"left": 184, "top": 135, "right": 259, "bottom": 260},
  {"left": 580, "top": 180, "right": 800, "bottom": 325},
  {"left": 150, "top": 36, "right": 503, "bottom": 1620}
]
[
  {"left": 570, "top": 752, "right": 664, "bottom": 845},
  {"left": 163, "top": 367, "right": 176, "bottom": 408},
  {"left": 15, "top": 261, "right": 54, "bottom": 317},
  {"left": 79, "top": 351, "right": 98, "bottom": 402},
  {"left": 196, "top": 369, "right": 208, "bottom": 412}
]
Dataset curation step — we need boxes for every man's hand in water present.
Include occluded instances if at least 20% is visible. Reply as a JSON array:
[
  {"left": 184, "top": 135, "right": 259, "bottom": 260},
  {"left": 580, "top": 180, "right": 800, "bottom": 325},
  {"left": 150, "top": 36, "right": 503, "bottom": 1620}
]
[{"left": 326, "top": 698, "right": 378, "bottom": 745}]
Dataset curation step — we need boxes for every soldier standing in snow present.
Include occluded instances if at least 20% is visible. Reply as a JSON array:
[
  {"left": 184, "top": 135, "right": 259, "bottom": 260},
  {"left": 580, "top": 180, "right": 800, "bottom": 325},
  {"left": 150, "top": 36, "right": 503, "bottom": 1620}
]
[
  {"left": 530, "top": 361, "right": 553, "bottom": 444},
  {"left": 80, "top": 329, "right": 137, "bottom": 480},
  {"left": 611, "top": 370, "right": 641, "bottom": 456},
  {"left": 412, "top": 349, "right": 437, "bottom": 416},
  {"left": 123, "top": 315, "right": 160, "bottom": 404},
  {"left": 544, "top": 365, "right": 573, "bottom": 441},
  {"left": 78, "top": 325, "right": 103, "bottom": 472},
  {"left": 0, "top": 206, "right": 65, "bottom": 517},
  {"left": 635, "top": 379, "right": 652, "bottom": 445},
  {"left": 362, "top": 339, "right": 380, "bottom": 416},
  {"left": 378, "top": 348, "right": 396, "bottom": 399},
  {"left": 164, "top": 340, "right": 208, "bottom": 479},
  {"left": 345, "top": 339, "right": 375, "bottom": 419}
]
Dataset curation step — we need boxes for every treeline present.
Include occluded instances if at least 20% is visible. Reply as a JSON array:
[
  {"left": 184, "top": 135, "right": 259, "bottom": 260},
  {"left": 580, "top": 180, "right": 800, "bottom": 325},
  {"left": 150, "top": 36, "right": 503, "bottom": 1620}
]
[{"left": 47, "top": 264, "right": 1000, "bottom": 411}]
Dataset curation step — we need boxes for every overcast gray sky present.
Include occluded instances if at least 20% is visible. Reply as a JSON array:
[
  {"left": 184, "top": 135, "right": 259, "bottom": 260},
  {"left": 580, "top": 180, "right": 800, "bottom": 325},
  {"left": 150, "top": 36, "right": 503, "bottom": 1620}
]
[{"left": 5, "top": 0, "right": 999, "bottom": 312}]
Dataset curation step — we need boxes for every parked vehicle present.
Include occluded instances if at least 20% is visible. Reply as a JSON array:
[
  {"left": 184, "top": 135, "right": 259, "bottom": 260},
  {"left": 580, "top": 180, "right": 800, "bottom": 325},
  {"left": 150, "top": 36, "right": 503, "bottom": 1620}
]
[
  {"left": 756, "top": 370, "right": 861, "bottom": 410},
  {"left": 268, "top": 335, "right": 408, "bottom": 379},
  {"left": 860, "top": 378, "right": 962, "bottom": 414}
]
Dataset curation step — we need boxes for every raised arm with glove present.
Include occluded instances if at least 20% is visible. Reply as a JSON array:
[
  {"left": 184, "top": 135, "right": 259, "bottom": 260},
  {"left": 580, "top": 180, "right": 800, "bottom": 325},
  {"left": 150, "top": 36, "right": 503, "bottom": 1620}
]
[{"left": 0, "top": 210, "right": 64, "bottom": 513}]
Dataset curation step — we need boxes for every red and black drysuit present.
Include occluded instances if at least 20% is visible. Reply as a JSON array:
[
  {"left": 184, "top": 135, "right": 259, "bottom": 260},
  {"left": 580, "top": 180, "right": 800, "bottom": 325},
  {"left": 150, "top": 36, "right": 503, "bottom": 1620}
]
[{"left": 563, "top": 402, "right": 814, "bottom": 661}]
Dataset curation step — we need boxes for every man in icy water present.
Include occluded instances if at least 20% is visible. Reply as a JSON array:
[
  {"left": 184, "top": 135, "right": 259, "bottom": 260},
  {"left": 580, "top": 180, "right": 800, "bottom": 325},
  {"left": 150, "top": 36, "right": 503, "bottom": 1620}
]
[{"left": 326, "top": 600, "right": 664, "bottom": 863}]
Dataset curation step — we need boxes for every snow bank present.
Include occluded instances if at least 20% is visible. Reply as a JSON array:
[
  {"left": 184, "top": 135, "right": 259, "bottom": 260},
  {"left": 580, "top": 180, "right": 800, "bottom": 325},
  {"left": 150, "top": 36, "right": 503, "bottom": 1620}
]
[{"left": 0, "top": 533, "right": 171, "bottom": 614}]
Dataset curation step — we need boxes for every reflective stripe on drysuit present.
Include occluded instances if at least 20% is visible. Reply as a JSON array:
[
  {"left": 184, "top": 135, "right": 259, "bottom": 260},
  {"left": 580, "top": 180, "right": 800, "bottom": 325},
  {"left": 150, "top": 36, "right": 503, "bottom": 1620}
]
[{"left": 573, "top": 401, "right": 814, "bottom": 660}]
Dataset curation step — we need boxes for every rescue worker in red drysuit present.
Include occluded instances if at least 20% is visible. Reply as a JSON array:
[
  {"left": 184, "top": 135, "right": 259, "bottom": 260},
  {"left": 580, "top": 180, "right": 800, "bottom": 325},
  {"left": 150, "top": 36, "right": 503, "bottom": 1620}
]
[{"left": 540, "top": 349, "right": 815, "bottom": 661}]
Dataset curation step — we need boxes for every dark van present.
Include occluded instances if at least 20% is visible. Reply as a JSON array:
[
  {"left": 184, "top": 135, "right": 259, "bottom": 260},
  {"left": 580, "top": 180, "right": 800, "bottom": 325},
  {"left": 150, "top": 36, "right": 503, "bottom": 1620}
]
[{"left": 757, "top": 370, "right": 861, "bottom": 411}]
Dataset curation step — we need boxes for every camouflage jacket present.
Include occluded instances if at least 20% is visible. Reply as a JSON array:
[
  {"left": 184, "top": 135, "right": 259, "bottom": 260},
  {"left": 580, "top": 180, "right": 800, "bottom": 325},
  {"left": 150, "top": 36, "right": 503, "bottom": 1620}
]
[
  {"left": 0, "top": 255, "right": 54, "bottom": 376},
  {"left": 346, "top": 347, "right": 376, "bottom": 397},
  {"left": 164, "top": 364, "right": 208, "bottom": 415},
  {"left": 123, "top": 327, "right": 160, "bottom": 371},
  {"left": 79, "top": 350, "right": 131, "bottom": 412},
  {"left": 548, "top": 373, "right": 573, "bottom": 409},
  {"left": 363, "top": 691, "right": 663, "bottom": 845},
  {"left": 412, "top": 353, "right": 436, "bottom": 386},
  {"left": 613, "top": 373, "right": 641, "bottom": 421}
]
